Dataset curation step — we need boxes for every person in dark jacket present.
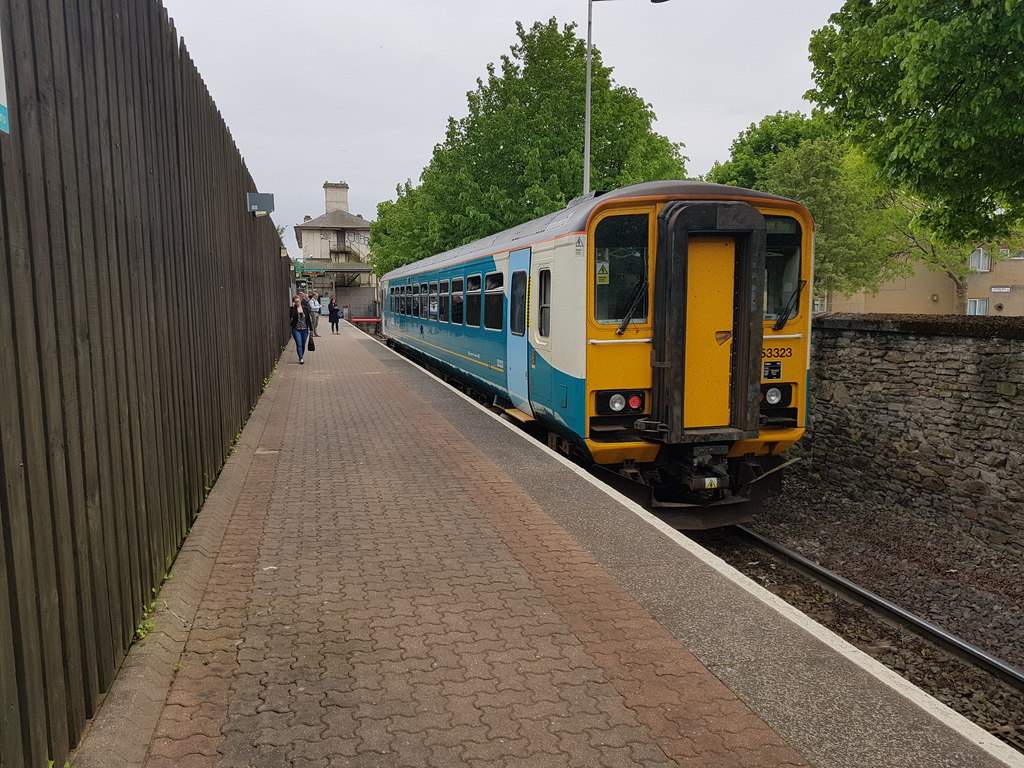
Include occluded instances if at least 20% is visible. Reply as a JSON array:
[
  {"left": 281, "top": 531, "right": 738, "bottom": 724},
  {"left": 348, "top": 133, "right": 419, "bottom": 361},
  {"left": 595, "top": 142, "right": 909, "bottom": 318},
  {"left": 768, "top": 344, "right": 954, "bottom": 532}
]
[
  {"left": 328, "top": 297, "right": 340, "bottom": 334},
  {"left": 289, "top": 295, "right": 311, "bottom": 364}
]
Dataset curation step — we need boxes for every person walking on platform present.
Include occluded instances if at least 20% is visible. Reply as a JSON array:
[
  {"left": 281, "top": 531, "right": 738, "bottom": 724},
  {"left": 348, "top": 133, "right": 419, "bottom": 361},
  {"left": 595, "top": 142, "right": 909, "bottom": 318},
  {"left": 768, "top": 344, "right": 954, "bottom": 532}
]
[
  {"left": 308, "top": 292, "right": 322, "bottom": 336},
  {"left": 328, "top": 297, "right": 340, "bottom": 334},
  {"left": 289, "top": 295, "right": 311, "bottom": 365}
]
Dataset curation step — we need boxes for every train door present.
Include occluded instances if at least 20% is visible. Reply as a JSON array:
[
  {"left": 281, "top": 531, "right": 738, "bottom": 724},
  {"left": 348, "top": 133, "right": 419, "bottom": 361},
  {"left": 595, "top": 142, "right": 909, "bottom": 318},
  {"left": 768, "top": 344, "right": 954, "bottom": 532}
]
[
  {"left": 642, "top": 201, "right": 766, "bottom": 444},
  {"left": 507, "top": 247, "right": 531, "bottom": 411},
  {"left": 683, "top": 237, "right": 735, "bottom": 427}
]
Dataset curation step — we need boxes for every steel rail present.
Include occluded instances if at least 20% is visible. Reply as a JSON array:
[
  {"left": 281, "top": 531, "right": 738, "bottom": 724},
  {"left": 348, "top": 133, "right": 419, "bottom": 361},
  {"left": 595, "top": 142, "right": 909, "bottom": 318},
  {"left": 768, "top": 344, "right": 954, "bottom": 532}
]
[{"left": 733, "top": 525, "right": 1024, "bottom": 692}]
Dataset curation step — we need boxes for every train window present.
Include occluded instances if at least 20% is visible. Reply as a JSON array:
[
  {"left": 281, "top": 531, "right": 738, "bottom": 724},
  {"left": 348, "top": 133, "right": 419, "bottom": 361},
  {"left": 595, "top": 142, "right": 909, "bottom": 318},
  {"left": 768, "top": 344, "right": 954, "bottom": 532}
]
[
  {"left": 466, "top": 274, "right": 482, "bottom": 327},
  {"left": 420, "top": 282, "right": 429, "bottom": 318},
  {"left": 538, "top": 269, "right": 551, "bottom": 338},
  {"left": 764, "top": 216, "right": 803, "bottom": 321},
  {"left": 429, "top": 281, "right": 438, "bottom": 320},
  {"left": 412, "top": 284, "right": 420, "bottom": 317},
  {"left": 451, "top": 277, "right": 464, "bottom": 324},
  {"left": 401, "top": 285, "right": 408, "bottom": 315},
  {"left": 510, "top": 271, "right": 527, "bottom": 336},
  {"left": 484, "top": 272, "right": 504, "bottom": 330},
  {"left": 593, "top": 214, "right": 648, "bottom": 325},
  {"left": 439, "top": 280, "right": 449, "bottom": 322}
]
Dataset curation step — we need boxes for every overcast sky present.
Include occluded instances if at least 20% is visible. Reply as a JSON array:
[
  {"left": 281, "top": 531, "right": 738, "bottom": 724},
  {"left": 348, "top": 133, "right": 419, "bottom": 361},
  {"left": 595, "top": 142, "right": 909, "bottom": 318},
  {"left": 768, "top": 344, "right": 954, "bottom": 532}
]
[{"left": 159, "top": 0, "right": 843, "bottom": 256}]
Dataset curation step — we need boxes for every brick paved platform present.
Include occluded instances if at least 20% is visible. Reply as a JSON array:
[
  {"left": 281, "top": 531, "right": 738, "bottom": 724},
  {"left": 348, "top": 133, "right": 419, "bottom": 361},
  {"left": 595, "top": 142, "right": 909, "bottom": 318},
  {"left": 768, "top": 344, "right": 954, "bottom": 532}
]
[{"left": 71, "top": 323, "right": 1024, "bottom": 768}]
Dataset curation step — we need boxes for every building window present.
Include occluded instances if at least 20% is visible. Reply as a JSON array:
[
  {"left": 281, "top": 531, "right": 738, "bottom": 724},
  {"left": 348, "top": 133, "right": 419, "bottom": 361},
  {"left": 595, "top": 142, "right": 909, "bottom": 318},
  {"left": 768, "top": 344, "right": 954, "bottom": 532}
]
[
  {"left": 967, "top": 298, "right": 989, "bottom": 315},
  {"left": 812, "top": 296, "right": 827, "bottom": 314},
  {"left": 538, "top": 269, "right": 551, "bottom": 338},
  {"left": 484, "top": 272, "right": 504, "bottom": 330},
  {"left": 1011, "top": 250, "right": 1024, "bottom": 260},
  {"left": 970, "top": 248, "right": 990, "bottom": 272}
]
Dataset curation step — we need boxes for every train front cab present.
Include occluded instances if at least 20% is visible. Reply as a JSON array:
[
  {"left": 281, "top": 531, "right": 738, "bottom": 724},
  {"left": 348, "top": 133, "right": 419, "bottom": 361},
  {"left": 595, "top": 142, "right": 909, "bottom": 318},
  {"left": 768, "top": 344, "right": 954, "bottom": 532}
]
[{"left": 584, "top": 196, "right": 812, "bottom": 528}]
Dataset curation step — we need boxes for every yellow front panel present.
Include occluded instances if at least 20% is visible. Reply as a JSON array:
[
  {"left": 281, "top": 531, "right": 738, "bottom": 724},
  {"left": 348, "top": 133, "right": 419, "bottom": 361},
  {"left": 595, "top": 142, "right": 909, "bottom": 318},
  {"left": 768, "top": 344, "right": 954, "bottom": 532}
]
[
  {"left": 587, "top": 341, "right": 652, "bottom": 391},
  {"left": 684, "top": 237, "right": 735, "bottom": 428}
]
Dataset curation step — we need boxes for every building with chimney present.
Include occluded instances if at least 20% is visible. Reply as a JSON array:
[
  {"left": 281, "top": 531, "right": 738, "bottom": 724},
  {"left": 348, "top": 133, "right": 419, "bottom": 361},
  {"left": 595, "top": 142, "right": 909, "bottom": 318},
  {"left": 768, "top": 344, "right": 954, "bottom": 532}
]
[{"left": 293, "top": 182, "right": 377, "bottom": 316}]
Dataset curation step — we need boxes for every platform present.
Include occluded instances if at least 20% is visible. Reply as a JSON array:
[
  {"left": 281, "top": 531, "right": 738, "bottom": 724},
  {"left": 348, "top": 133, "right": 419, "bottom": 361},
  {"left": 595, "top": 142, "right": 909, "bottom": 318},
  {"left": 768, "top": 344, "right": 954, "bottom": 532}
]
[{"left": 70, "top": 321, "right": 1023, "bottom": 768}]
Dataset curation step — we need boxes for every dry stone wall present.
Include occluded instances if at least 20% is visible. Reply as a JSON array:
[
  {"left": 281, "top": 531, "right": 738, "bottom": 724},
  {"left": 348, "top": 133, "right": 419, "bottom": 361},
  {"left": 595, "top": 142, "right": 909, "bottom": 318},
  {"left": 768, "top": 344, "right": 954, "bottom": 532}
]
[{"left": 805, "top": 314, "right": 1024, "bottom": 552}]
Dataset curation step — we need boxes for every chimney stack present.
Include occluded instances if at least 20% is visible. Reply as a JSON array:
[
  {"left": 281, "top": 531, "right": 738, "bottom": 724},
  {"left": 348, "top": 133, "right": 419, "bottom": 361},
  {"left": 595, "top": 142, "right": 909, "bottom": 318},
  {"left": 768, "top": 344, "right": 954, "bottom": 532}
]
[{"left": 324, "top": 181, "right": 349, "bottom": 214}]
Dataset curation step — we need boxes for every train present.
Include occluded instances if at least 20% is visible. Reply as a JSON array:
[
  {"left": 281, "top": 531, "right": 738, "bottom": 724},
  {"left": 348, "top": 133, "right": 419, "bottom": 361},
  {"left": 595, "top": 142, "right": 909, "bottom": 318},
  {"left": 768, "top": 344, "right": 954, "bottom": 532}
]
[{"left": 380, "top": 180, "right": 813, "bottom": 528}]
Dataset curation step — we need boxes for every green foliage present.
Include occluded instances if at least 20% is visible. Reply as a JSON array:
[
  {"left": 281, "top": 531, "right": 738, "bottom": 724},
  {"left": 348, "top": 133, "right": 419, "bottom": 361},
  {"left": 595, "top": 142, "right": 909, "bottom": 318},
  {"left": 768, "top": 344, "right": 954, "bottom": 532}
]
[
  {"left": 807, "top": 0, "right": 1024, "bottom": 241},
  {"left": 370, "top": 18, "right": 687, "bottom": 275},
  {"left": 134, "top": 600, "right": 157, "bottom": 641},
  {"left": 758, "top": 138, "right": 912, "bottom": 297},
  {"left": 705, "top": 111, "right": 830, "bottom": 189}
]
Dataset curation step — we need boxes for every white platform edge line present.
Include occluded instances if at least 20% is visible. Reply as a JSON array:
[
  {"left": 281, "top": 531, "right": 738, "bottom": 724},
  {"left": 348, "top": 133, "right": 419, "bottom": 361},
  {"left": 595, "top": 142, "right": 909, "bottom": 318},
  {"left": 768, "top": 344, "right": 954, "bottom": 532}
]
[{"left": 366, "top": 329, "right": 1024, "bottom": 767}]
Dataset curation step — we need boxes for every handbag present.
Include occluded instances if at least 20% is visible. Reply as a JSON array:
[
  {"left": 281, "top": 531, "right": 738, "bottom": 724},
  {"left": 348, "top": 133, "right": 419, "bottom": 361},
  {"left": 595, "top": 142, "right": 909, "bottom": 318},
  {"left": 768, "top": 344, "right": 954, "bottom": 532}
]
[{"left": 307, "top": 335, "right": 316, "bottom": 352}]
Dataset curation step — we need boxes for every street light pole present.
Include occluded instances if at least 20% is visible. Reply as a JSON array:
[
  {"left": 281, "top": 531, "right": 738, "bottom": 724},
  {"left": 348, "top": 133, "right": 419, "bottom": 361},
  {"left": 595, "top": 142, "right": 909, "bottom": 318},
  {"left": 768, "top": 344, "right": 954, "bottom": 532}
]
[
  {"left": 583, "top": 0, "right": 596, "bottom": 196},
  {"left": 583, "top": 0, "right": 671, "bottom": 196}
]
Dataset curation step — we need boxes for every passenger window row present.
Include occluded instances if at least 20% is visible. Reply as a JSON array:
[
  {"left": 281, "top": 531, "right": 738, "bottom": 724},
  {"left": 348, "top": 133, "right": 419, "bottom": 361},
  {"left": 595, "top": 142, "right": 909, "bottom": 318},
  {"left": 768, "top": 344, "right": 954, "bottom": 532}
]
[
  {"left": 388, "top": 267, "right": 550, "bottom": 339},
  {"left": 388, "top": 271, "right": 505, "bottom": 331}
]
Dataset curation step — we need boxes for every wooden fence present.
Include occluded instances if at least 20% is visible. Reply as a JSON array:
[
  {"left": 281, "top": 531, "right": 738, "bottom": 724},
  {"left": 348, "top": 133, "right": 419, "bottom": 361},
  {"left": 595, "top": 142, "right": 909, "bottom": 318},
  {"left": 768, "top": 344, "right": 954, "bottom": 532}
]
[{"left": 0, "top": 0, "right": 292, "bottom": 765}]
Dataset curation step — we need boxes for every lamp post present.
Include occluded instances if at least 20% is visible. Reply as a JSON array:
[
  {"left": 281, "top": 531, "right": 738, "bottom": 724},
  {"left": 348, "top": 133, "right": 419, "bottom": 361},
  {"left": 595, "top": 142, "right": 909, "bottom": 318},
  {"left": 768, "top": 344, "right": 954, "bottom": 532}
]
[{"left": 583, "top": 0, "right": 671, "bottom": 196}]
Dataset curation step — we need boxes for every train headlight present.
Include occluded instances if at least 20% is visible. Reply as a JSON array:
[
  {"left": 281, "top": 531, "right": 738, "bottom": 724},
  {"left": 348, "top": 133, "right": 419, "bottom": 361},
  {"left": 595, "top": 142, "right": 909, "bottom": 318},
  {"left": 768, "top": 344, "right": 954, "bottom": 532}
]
[
  {"left": 609, "top": 394, "right": 627, "bottom": 412},
  {"left": 759, "top": 383, "right": 792, "bottom": 408}
]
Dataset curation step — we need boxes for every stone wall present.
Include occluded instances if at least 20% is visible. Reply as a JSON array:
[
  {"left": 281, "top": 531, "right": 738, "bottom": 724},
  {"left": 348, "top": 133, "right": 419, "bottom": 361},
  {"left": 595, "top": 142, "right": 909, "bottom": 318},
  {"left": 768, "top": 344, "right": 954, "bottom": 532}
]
[{"left": 805, "top": 314, "right": 1024, "bottom": 552}]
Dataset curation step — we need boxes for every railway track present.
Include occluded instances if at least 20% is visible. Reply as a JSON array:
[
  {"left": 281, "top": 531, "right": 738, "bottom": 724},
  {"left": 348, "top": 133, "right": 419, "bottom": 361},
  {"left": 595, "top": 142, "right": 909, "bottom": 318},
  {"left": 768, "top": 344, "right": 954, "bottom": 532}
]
[
  {"left": 731, "top": 525, "right": 1024, "bottom": 692},
  {"left": 693, "top": 524, "right": 1024, "bottom": 753}
]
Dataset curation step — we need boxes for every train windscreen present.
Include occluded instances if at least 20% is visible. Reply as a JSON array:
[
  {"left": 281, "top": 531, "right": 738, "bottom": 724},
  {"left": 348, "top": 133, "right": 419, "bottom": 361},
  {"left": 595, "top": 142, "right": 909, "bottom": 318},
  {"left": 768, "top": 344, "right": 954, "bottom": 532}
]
[
  {"left": 594, "top": 213, "right": 649, "bottom": 325},
  {"left": 764, "top": 216, "right": 802, "bottom": 321}
]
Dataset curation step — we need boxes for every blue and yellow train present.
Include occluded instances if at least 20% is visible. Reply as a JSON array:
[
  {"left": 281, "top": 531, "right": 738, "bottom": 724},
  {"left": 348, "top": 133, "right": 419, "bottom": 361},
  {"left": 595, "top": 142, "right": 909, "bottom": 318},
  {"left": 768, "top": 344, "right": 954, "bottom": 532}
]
[{"left": 380, "top": 180, "right": 813, "bottom": 528}]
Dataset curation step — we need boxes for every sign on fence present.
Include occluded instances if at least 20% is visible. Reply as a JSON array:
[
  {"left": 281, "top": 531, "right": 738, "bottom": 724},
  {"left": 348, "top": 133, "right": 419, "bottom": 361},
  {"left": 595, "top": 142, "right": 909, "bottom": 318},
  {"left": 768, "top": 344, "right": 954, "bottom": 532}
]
[{"left": 0, "top": 20, "right": 9, "bottom": 134}]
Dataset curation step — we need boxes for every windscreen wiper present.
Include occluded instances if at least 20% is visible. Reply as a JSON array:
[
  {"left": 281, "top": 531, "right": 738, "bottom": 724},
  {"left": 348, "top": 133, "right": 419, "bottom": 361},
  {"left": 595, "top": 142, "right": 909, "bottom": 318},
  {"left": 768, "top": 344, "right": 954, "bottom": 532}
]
[
  {"left": 772, "top": 279, "right": 807, "bottom": 330},
  {"left": 616, "top": 280, "right": 649, "bottom": 335}
]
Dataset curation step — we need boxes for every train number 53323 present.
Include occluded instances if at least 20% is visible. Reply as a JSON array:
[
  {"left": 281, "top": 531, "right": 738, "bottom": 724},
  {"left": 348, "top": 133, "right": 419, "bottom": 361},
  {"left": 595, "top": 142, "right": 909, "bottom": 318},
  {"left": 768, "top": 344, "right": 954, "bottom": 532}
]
[{"left": 762, "top": 347, "right": 794, "bottom": 359}]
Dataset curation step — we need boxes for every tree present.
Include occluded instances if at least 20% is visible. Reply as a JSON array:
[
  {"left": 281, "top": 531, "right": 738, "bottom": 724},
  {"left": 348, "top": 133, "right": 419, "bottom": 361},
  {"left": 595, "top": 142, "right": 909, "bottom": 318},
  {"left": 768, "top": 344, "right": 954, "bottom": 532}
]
[
  {"left": 705, "top": 111, "right": 829, "bottom": 189},
  {"left": 807, "top": 0, "right": 1024, "bottom": 241},
  {"left": 758, "top": 138, "right": 911, "bottom": 297},
  {"left": 886, "top": 192, "right": 1024, "bottom": 313},
  {"left": 370, "top": 19, "right": 687, "bottom": 275},
  {"left": 884, "top": 192, "right": 980, "bottom": 313}
]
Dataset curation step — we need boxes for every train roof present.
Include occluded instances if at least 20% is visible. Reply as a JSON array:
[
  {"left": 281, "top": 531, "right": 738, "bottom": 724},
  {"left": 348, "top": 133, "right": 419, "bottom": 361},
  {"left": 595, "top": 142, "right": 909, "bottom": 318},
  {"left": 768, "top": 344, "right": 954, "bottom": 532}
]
[{"left": 381, "top": 180, "right": 797, "bottom": 281}]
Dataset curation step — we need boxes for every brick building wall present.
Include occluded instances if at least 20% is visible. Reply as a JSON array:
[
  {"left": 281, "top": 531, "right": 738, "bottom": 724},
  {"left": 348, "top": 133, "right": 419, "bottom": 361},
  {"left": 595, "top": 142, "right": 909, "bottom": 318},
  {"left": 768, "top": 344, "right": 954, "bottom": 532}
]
[{"left": 805, "top": 314, "right": 1024, "bottom": 552}]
